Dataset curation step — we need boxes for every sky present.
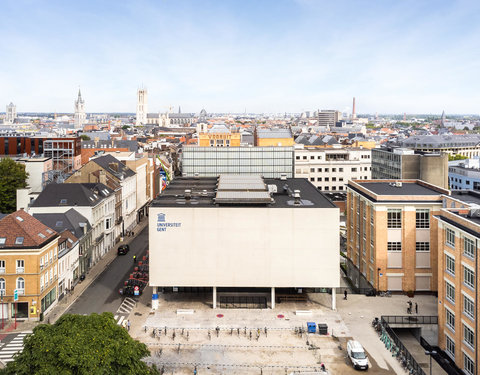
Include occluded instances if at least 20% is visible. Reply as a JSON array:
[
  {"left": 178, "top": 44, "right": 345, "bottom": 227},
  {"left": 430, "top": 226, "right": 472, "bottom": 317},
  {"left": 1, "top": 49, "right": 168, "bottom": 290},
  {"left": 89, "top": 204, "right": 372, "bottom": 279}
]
[{"left": 1, "top": 0, "right": 480, "bottom": 114}]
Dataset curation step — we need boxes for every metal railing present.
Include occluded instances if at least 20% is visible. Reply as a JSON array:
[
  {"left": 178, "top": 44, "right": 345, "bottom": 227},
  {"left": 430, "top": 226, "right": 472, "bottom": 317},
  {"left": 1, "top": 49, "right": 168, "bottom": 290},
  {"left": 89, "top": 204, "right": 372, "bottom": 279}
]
[
  {"left": 381, "top": 315, "right": 438, "bottom": 325},
  {"left": 380, "top": 316, "right": 426, "bottom": 375}
]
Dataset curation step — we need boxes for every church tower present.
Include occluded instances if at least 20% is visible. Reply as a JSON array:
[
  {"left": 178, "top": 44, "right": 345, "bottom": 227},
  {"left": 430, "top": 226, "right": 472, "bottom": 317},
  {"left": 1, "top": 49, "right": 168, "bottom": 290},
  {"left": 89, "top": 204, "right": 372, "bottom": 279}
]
[
  {"left": 74, "top": 89, "right": 86, "bottom": 129},
  {"left": 5, "top": 102, "right": 17, "bottom": 125},
  {"left": 136, "top": 88, "right": 148, "bottom": 126}
]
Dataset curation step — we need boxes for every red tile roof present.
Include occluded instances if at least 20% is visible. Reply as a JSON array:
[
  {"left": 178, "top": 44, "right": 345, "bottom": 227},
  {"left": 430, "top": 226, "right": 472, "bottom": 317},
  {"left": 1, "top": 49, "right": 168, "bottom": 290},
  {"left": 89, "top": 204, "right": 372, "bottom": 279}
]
[{"left": 0, "top": 210, "right": 58, "bottom": 248}]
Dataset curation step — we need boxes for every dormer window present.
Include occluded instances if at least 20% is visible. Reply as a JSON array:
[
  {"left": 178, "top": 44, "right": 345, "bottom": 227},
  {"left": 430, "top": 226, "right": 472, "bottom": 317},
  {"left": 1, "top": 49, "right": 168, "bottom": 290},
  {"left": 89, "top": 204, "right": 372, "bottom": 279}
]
[{"left": 0, "top": 238, "right": 5, "bottom": 247}]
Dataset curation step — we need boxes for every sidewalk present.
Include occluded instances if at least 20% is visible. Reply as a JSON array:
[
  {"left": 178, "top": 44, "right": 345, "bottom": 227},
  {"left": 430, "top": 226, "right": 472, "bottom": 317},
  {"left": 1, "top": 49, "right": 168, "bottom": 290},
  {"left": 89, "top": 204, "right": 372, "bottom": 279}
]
[{"left": 2, "top": 217, "right": 149, "bottom": 334}]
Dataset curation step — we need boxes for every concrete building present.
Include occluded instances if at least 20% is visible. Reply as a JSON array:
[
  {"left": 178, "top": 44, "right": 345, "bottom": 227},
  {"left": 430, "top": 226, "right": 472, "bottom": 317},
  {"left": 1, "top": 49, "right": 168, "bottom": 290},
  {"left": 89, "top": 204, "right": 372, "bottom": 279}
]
[
  {"left": 402, "top": 134, "right": 480, "bottom": 158},
  {"left": 372, "top": 147, "right": 449, "bottom": 189},
  {"left": 346, "top": 179, "right": 449, "bottom": 292},
  {"left": 0, "top": 210, "right": 59, "bottom": 321},
  {"left": 149, "top": 175, "right": 340, "bottom": 309},
  {"left": 29, "top": 183, "right": 115, "bottom": 267},
  {"left": 433, "top": 191, "right": 479, "bottom": 375},
  {"left": 17, "top": 156, "right": 53, "bottom": 193},
  {"left": 295, "top": 146, "right": 371, "bottom": 192},
  {"left": 448, "top": 158, "right": 480, "bottom": 190},
  {"left": 4, "top": 102, "right": 17, "bottom": 125},
  {"left": 135, "top": 88, "right": 148, "bottom": 126},
  {"left": 181, "top": 146, "right": 294, "bottom": 178},
  {"left": 74, "top": 89, "right": 86, "bottom": 129},
  {"left": 317, "top": 110, "right": 341, "bottom": 128}
]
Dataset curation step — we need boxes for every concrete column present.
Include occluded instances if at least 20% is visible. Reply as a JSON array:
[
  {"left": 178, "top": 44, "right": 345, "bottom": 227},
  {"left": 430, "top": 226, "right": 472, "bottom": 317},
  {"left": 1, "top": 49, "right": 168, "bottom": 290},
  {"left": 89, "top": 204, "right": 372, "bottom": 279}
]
[
  {"left": 152, "top": 286, "right": 159, "bottom": 310},
  {"left": 271, "top": 287, "right": 275, "bottom": 309},
  {"left": 331, "top": 288, "right": 336, "bottom": 311},
  {"left": 213, "top": 286, "right": 217, "bottom": 309}
]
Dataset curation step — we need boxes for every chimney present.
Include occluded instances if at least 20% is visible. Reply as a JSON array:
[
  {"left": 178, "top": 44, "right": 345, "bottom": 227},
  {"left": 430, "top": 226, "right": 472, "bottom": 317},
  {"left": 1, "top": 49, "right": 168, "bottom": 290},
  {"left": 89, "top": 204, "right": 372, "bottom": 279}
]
[
  {"left": 293, "top": 190, "right": 301, "bottom": 205},
  {"left": 99, "top": 170, "right": 107, "bottom": 185}
]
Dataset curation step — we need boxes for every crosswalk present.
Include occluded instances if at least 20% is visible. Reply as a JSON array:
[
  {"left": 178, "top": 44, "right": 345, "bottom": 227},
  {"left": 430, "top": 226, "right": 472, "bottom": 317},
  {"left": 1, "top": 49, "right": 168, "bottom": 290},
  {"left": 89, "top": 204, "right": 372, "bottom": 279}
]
[
  {"left": 117, "top": 297, "right": 136, "bottom": 315},
  {"left": 0, "top": 331, "right": 32, "bottom": 363}
]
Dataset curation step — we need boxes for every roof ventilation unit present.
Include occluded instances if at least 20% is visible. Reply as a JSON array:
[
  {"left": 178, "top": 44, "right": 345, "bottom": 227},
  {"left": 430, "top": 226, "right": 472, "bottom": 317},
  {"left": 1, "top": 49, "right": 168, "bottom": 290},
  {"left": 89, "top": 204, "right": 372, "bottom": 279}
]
[
  {"left": 395, "top": 181, "right": 403, "bottom": 188},
  {"left": 184, "top": 189, "right": 192, "bottom": 200},
  {"left": 280, "top": 173, "right": 287, "bottom": 180}
]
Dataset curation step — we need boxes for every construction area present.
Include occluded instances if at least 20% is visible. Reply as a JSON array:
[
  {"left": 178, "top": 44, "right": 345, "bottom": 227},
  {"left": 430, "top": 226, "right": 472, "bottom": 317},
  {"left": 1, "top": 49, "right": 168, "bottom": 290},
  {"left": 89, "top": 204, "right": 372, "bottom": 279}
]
[{"left": 128, "top": 289, "right": 440, "bottom": 374}]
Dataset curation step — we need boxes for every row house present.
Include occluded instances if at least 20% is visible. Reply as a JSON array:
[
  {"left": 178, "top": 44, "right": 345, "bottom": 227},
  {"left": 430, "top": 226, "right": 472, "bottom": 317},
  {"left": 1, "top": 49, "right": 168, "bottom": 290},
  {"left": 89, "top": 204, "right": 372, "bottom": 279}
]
[
  {"left": 0, "top": 210, "right": 59, "bottom": 321},
  {"left": 28, "top": 183, "right": 115, "bottom": 269},
  {"left": 66, "top": 154, "right": 137, "bottom": 236}
]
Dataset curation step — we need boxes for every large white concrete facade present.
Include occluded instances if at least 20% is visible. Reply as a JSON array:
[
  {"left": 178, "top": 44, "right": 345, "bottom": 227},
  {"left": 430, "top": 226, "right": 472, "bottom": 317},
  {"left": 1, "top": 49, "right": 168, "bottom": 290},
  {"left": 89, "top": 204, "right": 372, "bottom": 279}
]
[{"left": 149, "top": 205, "right": 339, "bottom": 288}]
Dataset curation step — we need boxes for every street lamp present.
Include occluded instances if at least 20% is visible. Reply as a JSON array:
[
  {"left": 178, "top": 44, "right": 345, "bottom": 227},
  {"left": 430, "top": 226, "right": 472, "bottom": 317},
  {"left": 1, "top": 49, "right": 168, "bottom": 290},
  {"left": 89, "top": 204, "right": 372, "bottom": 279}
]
[
  {"left": 377, "top": 267, "right": 381, "bottom": 294},
  {"left": 425, "top": 350, "right": 437, "bottom": 375}
]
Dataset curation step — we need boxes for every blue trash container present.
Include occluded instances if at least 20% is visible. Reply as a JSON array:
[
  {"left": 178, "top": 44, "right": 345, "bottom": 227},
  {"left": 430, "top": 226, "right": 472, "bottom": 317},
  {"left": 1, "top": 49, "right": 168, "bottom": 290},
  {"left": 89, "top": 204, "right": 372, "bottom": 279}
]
[{"left": 307, "top": 322, "right": 316, "bottom": 333}]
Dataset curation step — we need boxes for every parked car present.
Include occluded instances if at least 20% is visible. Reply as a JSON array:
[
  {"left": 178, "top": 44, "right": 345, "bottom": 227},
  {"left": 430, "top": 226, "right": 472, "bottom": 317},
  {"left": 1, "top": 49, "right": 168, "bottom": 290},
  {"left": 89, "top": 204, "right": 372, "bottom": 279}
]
[
  {"left": 347, "top": 340, "right": 369, "bottom": 370},
  {"left": 117, "top": 244, "right": 130, "bottom": 255}
]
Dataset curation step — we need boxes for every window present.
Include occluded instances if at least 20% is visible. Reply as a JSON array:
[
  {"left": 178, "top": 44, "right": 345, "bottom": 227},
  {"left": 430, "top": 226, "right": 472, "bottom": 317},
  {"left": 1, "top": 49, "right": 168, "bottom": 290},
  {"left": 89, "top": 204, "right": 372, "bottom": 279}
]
[
  {"left": 339, "top": 168, "right": 343, "bottom": 172},
  {"left": 387, "top": 209, "right": 401, "bottom": 228},
  {"left": 16, "top": 277, "right": 25, "bottom": 295},
  {"left": 464, "top": 353, "right": 475, "bottom": 375},
  {"left": 446, "top": 281, "right": 455, "bottom": 304},
  {"left": 446, "top": 308, "right": 455, "bottom": 331},
  {"left": 325, "top": 177, "right": 329, "bottom": 181},
  {"left": 310, "top": 156, "right": 314, "bottom": 160},
  {"left": 0, "top": 260, "right": 5, "bottom": 274},
  {"left": 416, "top": 209, "right": 429, "bottom": 228},
  {"left": 446, "top": 254, "right": 455, "bottom": 276},
  {"left": 339, "top": 177, "right": 344, "bottom": 181},
  {"left": 105, "top": 218, "right": 112, "bottom": 230},
  {"left": 464, "top": 295, "right": 474, "bottom": 320},
  {"left": 317, "top": 168, "right": 322, "bottom": 172},
  {"left": 351, "top": 167, "right": 357, "bottom": 172},
  {"left": 16, "top": 259, "right": 24, "bottom": 273},
  {"left": 317, "top": 177, "right": 322, "bottom": 181},
  {"left": 324, "top": 186, "right": 329, "bottom": 191},
  {"left": 464, "top": 266, "right": 475, "bottom": 289},
  {"left": 0, "top": 238, "right": 5, "bottom": 246},
  {"left": 464, "top": 237, "right": 475, "bottom": 258},
  {"left": 463, "top": 324, "right": 475, "bottom": 349},
  {"left": 310, "top": 177, "right": 315, "bottom": 182},
  {"left": 446, "top": 228, "right": 455, "bottom": 247},
  {"left": 324, "top": 168, "right": 329, "bottom": 172},
  {"left": 445, "top": 335, "right": 455, "bottom": 359},
  {"left": 15, "top": 237, "right": 24, "bottom": 245},
  {"left": 332, "top": 168, "right": 336, "bottom": 172},
  {"left": 310, "top": 168, "right": 315, "bottom": 173},
  {"left": 295, "top": 156, "right": 300, "bottom": 160},
  {"left": 416, "top": 242, "right": 430, "bottom": 252},
  {"left": 40, "top": 275, "right": 44, "bottom": 290},
  {"left": 387, "top": 242, "right": 402, "bottom": 251},
  {"left": 0, "top": 278, "right": 5, "bottom": 294}
]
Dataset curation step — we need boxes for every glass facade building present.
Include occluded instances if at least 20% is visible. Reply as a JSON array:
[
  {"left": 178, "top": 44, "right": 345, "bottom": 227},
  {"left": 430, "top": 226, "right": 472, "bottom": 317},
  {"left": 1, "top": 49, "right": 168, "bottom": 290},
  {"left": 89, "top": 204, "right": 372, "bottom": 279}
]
[{"left": 181, "top": 146, "right": 294, "bottom": 178}]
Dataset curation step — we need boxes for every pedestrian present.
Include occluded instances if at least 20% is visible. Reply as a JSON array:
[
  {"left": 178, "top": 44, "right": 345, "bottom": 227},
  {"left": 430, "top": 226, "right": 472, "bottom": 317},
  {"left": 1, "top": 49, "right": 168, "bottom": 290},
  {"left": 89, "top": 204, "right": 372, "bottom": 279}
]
[
  {"left": 344, "top": 290, "right": 348, "bottom": 300},
  {"left": 216, "top": 326, "right": 220, "bottom": 337},
  {"left": 133, "top": 255, "right": 137, "bottom": 263},
  {"left": 122, "top": 319, "right": 127, "bottom": 329},
  {"left": 127, "top": 320, "right": 131, "bottom": 331},
  {"left": 415, "top": 302, "right": 418, "bottom": 314},
  {"left": 194, "top": 366, "right": 197, "bottom": 375}
]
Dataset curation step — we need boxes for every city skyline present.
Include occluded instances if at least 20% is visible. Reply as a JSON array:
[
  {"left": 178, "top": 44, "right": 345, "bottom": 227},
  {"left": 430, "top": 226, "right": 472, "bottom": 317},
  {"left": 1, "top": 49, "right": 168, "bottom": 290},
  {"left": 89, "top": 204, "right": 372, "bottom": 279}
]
[{"left": 1, "top": 0, "right": 480, "bottom": 114}]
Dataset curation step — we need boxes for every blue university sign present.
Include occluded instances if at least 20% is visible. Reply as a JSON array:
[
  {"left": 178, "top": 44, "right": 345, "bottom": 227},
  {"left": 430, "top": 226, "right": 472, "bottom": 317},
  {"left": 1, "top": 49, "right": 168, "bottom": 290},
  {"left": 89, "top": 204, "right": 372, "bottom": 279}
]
[{"left": 156, "top": 213, "right": 182, "bottom": 232}]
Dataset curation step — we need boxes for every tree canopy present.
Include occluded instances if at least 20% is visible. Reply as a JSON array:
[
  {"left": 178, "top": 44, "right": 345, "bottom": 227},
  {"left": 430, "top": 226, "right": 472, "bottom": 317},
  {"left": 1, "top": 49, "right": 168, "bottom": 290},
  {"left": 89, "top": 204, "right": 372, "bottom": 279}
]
[
  {"left": 80, "top": 134, "right": 91, "bottom": 141},
  {"left": 0, "top": 158, "right": 28, "bottom": 214},
  {"left": 1, "top": 313, "right": 158, "bottom": 375}
]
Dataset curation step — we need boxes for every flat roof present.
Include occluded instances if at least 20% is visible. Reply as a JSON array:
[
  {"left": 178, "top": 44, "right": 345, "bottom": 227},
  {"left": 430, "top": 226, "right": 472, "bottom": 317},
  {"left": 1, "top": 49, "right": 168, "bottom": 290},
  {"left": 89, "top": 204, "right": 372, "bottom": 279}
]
[
  {"left": 355, "top": 182, "right": 442, "bottom": 196},
  {"left": 451, "top": 190, "right": 480, "bottom": 207},
  {"left": 152, "top": 176, "right": 336, "bottom": 208}
]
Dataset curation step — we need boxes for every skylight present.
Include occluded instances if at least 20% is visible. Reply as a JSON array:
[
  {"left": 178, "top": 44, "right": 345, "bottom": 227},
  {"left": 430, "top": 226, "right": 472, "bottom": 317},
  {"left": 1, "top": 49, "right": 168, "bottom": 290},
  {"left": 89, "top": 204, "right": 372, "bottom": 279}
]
[
  {"left": 55, "top": 221, "right": 63, "bottom": 227},
  {"left": 60, "top": 199, "right": 67, "bottom": 205},
  {"left": 15, "top": 216, "right": 24, "bottom": 222},
  {"left": 0, "top": 238, "right": 5, "bottom": 246},
  {"left": 38, "top": 233, "right": 46, "bottom": 238},
  {"left": 67, "top": 238, "right": 74, "bottom": 244},
  {"left": 15, "top": 237, "right": 24, "bottom": 245},
  {"left": 46, "top": 229, "right": 53, "bottom": 234}
]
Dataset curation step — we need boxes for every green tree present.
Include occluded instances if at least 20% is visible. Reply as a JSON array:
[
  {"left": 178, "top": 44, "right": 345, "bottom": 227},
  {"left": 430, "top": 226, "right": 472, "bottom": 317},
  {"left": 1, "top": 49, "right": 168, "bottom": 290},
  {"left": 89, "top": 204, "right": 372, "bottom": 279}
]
[
  {"left": 80, "top": 134, "right": 91, "bottom": 141},
  {"left": 122, "top": 125, "right": 130, "bottom": 130},
  {"left": 448, "top": 154, "right": 468, "bottom": 161},
  {"left": 0, "top": 158, "right": 28, "bottom": 214},
  {"left": 1, "top": 313, "right": 158, "bottom": 375}
]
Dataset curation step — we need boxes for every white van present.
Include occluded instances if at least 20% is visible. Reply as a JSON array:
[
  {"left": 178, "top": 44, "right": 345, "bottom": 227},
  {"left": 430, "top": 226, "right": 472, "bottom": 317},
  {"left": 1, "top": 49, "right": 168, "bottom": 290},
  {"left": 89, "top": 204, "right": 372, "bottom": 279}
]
[{"left": 347, "top": 340, "right": 369, "bottom": 370}]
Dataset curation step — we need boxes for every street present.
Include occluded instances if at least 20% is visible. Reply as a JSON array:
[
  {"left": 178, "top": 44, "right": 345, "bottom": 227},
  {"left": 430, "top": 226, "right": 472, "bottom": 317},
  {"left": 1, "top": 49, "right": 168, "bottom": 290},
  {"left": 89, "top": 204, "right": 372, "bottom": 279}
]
[{"left": 66, "top": 225, "right": 149, "bottom": 315}]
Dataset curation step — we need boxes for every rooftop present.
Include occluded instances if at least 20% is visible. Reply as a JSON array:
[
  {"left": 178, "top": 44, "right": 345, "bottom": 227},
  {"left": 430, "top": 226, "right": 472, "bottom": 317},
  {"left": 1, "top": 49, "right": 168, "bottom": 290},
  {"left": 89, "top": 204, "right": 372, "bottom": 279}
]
[
  {"left": 33, "top": 208, "right": 91, "bottom": 239},
  {"left": 450, "top": 190, "right": 480, "bottom": 207},
  {"left": 256, "top": 128, "right": 293, "bottom": 139},
  {"left": 31, "top": 183, "right": 113, "bottom": 207},
  {"left": 349, "top": 180, "right": 447, "bottom": 198},
  {"left": 152, "top": 175, "right": 336, "bottom": 209},
  {"left": 0, "top": 210, "right": 58, "bottom": 249}
]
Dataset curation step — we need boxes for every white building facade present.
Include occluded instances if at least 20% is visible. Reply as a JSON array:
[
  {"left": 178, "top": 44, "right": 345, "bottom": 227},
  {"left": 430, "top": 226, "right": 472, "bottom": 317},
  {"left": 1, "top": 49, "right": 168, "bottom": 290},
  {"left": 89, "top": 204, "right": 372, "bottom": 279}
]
[{"left": 295, "top": 146, "right": 372, "bottom": 192}]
